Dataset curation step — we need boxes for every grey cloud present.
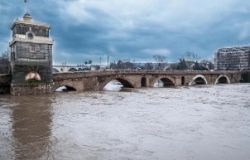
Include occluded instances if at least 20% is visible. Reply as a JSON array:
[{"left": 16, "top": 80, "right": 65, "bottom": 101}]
[{"left": 1, "top": 0, "right": 250, "bottom": 63}]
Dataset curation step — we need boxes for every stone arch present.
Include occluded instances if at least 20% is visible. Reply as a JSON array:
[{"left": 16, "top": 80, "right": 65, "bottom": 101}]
[
  {"left": 52, "top": 68, "right": 60, "bottom": 73},
  {"left": 25, "top": 72, "right": 41, "bottom": 81},
  {"left": 68, "top": 68, "right": 77, "bottom": 72},
  {"left": 215, "top": 75, "right": 230, "bottom": 84},
  {"left": 153, "top": 76, "right": 175, "bottom": 87},
  {"left": 189, "top": 75, "right": 208, "bottom": 85},
  {"left": 116, "top": 78, "right": 134, "bottom": 88},
  {"left": 55, "top": 84, "right": 77, "bottom": 92},
  {"left": 100, "top": 77, "right": 134, "bottom": 90},
  {"left": 181, "top": 76, "right": 185, "bottom": 85},
  {"left": 141, "top": 77, "right": 147, "bottom": 87}
]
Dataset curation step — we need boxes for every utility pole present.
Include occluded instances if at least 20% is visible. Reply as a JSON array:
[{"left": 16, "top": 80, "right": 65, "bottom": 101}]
[{"left": 107, "top": 55, "right": 110, "bottom": 68}]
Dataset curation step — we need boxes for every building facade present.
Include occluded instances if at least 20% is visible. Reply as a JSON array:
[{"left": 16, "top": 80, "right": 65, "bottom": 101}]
[
  {"left": 215, "top": 46, "right": 250, "bottom": 70},
  {"left": 9, "top": 12, "right": 53, "bottom": 95}
]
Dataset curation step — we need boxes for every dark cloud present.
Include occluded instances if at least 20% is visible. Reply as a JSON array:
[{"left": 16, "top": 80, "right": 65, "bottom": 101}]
[{"left": 1, "top": 0, "right": 250, "bottom": 64}]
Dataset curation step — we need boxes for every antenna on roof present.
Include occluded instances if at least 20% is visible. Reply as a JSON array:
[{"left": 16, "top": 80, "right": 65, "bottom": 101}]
[
  {"left": 24, "top": 0, "right": 28, "bottom": 13},
  {"left": 23, "top": 0, "right": 32, "bottom": 22}
]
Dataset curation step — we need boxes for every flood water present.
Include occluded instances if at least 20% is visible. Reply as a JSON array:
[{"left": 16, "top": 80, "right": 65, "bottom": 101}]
[{"left": 0, "top": 84, "right": 250, "bottom": 160}]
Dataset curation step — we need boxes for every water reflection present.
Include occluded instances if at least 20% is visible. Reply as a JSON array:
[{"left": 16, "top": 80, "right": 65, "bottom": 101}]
[{"left": 11, "top": 96, "right": 53, "bottom": 160}]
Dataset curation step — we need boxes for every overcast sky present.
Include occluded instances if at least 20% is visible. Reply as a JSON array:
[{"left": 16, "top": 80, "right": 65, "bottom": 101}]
[{"left": 0, "top": 0, "right": 250, "bottom": 64}]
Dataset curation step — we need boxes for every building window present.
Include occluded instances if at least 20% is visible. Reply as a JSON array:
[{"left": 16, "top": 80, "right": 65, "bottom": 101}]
[
  {"left": 30, "top": 44, "right": 35, "bottom": 52},
  {"left": 27, "top": 32, "right": 34, "bottom": 39}
]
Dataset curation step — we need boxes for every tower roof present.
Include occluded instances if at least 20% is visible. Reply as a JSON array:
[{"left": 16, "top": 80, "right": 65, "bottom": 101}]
[
  {"left": 11, "top": 15, "right": 50, "bottom": 30},
  {"left": 23, "top": 12, "right": 32, "bottom": 22},
  {"left": 10, "top": 0, "right": 50, "bottom": 30}
]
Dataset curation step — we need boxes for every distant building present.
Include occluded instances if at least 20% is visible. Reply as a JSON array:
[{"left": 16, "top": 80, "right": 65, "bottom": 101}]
[{"left": 215, "top": 46, "right": 250, "bottom": 70}]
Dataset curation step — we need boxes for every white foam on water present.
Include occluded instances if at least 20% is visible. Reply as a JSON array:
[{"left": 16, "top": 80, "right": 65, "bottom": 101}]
[
  {"left": 55, "top": 86, "right": 67, "bottom": 92},
  {"left": 153, "top": 80, "right": 164, "bottom": 88},
  {"left": 103, "top": 80, "right": 123, "bottom": 91}
]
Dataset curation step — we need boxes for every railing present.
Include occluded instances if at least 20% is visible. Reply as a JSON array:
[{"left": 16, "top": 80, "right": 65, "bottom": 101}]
[
  {"left": 52, "top": 69, "right": 244, "bottom": 81},
  {"left": 53, "top": 69, "right": 241, "bottom": 75}
]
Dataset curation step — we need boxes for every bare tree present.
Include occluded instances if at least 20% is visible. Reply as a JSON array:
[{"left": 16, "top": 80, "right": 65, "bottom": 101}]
[
  {"left": 184, "top": 51, "right": 200, "bottom": 61},
  {"left": 153, "top": 55, "right": 167, "bottom": 70},
  {"left": 1, "top": 50, "right": 9, "bottom": 59},
  {"left": 176, "top": 58, "right": 188, "bottom": 70},
  {"left": 153, "top": 55, "right": 167, "bottom": 63}
]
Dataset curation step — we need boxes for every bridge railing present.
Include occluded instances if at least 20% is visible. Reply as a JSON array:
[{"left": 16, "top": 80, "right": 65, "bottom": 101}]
[{"left": 53, "top": 69, "right": 241, "bottom": 77}]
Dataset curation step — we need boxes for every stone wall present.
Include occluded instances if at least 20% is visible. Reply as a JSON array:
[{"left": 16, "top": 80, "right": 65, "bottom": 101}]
[
  {"left": 11, "top": 64, "right": 52, "bottom": 84},
  {"left": 0, "top": 85, "right": 10, "bottom": 94},
  {"left": 0, "top": 74, "right": 11, "bottom": 94},
  {"left": 10, "top": 83, "right": 53, "bottom": 96},
  {"left": 241, "top": 71, "right": 250, "bottom": 83}
]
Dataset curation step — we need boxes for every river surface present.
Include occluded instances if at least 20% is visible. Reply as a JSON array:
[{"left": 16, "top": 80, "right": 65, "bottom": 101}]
[{"left": 0, "top": 84, "right": 250, "bottom": 160}]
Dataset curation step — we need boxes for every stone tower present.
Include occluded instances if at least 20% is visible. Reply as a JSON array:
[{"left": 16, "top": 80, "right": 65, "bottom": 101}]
[{"left": 9, "top": 9, "right": 53, "bottom": 95}]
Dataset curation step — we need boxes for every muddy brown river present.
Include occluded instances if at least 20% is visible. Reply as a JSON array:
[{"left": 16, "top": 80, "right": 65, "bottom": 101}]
[{"left": 0, "top": 84, "right": 250, "bottom": 160}]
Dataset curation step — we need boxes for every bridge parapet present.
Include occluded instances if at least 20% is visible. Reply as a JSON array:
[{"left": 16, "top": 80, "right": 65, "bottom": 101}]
[
  {"left": 53, "top": 70, "right": 239, "bottom": 80},
  {"left": 52, "top": 70, "right": 242, "bottom": 92},
  {"left": 0, "top": 70, "right": 245, "bottom": 94}
]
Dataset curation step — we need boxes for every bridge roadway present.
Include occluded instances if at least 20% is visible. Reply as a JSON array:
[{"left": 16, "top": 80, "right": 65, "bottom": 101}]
[{"left": 52, "top": 70, "right": 242, "bottom": 91}]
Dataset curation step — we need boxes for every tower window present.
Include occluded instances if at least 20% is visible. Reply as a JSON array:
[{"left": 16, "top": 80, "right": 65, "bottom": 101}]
[{"left": 27, "top": 32, "right": 34, "bottom": 39}]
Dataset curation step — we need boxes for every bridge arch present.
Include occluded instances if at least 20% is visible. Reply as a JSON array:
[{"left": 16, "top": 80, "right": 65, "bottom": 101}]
[
  {"left": 55, "top": 84, "right": 77, "bottom": 92},
  {"left": 189, "top": 75, "right": 208, "bottom": 85},
  {"left": 141, "top": 77, "right": 147, "bottom": 87},
  {"left": 100, "top": 77, "right": 134, "bottom": 90},
  {"left": 25, "top": 72, "right": 41, "bottom": 81},
  {"left": 68, "top": 68, "right": 78, "bottom": 72},
  {"left": 52, "top": 68, "right": 60, "bottom": 73},
  {"left": 153, "top": 76, "right": 175, "bottom": 87},
  {"left": 181, "top": 76, "right": 185, "bottom": 85},
  {"left": 215, "top": 75, "right": 230, "bottom": 84}
]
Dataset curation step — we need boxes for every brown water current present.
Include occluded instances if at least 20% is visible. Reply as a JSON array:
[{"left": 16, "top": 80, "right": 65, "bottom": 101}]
[{"left": 0, "top": 84, "right": 250, "bottom": 160}]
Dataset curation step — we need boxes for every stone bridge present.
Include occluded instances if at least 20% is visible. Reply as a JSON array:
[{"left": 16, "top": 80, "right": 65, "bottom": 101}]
[{"left": 52, "top": 70, "right": 242, "bottom": 91}]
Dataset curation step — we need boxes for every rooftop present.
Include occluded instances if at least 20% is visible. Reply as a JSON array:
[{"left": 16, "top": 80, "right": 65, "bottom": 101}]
[{"left": 11, "top": 13, "right": 50, "bottom": 30}]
